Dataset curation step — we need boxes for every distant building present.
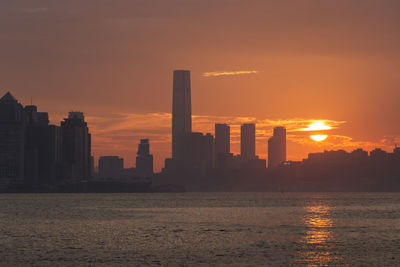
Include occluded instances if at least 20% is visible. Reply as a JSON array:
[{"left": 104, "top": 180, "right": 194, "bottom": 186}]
[
  {"left": 215, "top": 123, "right": 230, "bottom": 155},
  {"left": 136, "top": 139, "right": 154, "bottom": 178},
  {"left": 172, "top": 70, "right": 192, "bottom": 160},
  {"left": 268, "top": 126, "right": 286, "bottom": 167},
  {"left": 182, "top": 132, "right": 214, "bottom": 170},
  {"left": 0, "top": 92, "right": 25, "bottom": 188},
  {"left": 241, "top": 123, "right": 256, "bottom": 160},
  {"left": 24, "top": 105, "right": 62, "bottom": 184},
  {"left": 61, "top": 112, "right": 92, "bottom": 180},
  {"left": 370, "top": 148, "right": 388, "bottom": 161},
  {"left": 99, "top": 156, "right": 124, "bottom": 180}
]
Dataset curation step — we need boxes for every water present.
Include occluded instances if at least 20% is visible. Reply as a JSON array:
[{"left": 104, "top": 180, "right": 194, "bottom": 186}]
[{"left": 0, "top": 193, "right": 399, "bottom": 266}]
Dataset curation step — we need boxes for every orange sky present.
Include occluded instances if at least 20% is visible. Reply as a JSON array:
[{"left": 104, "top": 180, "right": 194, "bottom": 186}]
[{"left": 1, "top": 0, "right": 400, "bottom": 171}]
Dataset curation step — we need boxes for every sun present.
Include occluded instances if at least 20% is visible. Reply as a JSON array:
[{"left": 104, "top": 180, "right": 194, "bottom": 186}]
[
  {"left": 304, "top": 121, "right": 332, "bottom": 131},
  {"left": 310, "top": 134, "right": 328, "bottom": 142}
]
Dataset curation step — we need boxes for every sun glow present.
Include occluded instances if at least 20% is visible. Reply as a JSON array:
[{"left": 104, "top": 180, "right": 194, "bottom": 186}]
[
  {"left": 304, "top": 121, "right": 332, "bottom": 131},
  {"left": 310, "top": 135, "right": 328, "bottom": 142}
]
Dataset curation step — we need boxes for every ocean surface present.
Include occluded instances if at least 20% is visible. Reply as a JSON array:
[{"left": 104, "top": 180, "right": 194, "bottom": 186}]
[{"left": 0, "top": 193, "right": 399, "bottom": 266}]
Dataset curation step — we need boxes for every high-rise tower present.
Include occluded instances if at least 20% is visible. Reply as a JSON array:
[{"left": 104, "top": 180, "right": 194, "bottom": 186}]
[
  {"left": 241, "top": 123, "right": 256, "bottom": 160},
  {"left": 136, "top": 139, "right": 154, "bottom": 177},
  {"left": 172, "top": 70, "right": 192, "bottom": 159},
  {"left": 268, "top": 126, "right": 286, "bottom": 167},
  {"left": 0, "top": 92, "right": 25, "bottom": 187},
  {"left": 215, "top": 123, "right": 230, "bottom": 155},
  {"left": 61, "top": 112, "right": 92, "bottom": 180}
]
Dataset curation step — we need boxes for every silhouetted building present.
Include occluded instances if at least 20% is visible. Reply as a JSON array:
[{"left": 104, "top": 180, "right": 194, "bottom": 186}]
[
  {"left": 370, "top": 148, "right": 388, "bottom": 161},
  {"left": 24, "top": 105, "right": 62, "bottom": 184},
  {"left": 183, "top": 132, "right": 214, "bottom": 170},
  {"left": 215, "top": 123, "right": 230, "bottom": 155},
  {"left": 0, "top": 92, "right": 25, "bottom": 189},
  {"left": 61, "top": 112, "right": 92, "bottom": 180},
  {"left": 268, "top": 126, "right": 286, "bottom": 167},
  {"left": 241, "top": 123, "right": 256, "bottom": 160},
  {"left": 172, "top": 70, "right": 192, "bottom": 160},
  {"left": 136, "top": 139, "right": 154, "bottom": 177},
  {"left": 99, "top": 156, "right": 123, "bottom": 180},
  {"left": 349, "top": 148, "right": 369, "bottom": 164}
]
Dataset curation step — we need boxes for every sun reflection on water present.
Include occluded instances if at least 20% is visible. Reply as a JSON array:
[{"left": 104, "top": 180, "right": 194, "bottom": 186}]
[{"left": 298, "top": 201, "right": 337, "bottom": 266}]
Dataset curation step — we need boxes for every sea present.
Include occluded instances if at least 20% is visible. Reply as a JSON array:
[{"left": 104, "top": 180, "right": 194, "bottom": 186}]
[{"left": 0, "top": 193, "right": 399, "bottom": 266}]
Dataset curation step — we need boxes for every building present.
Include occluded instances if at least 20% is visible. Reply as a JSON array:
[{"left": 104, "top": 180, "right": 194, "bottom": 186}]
[
  {"left": 136, "top": 139, "right": 154, "bottom": 178},
  {"left": 240, "top": 123, "right": 256, "bottom": 160},
  {"left": 98, "top": 156, "right": 124, "bottom": 180},
  {"left": 24, "top": 105, "right": 62, "bottom": 184},
  {"left": 0, "top": 92, "right": 25, "bottom": 188},
  {"left": 182, "top": 132, "right": 214, "bottom": 170},
  {"left": 172, "top": 70, "right": 192, "bottom": 160},
  {"left": 215, "top": 123, "right": 230, "bottom": 156},
  {"left": 268, "top": 126, "right": 286, "bottom": 168},
  {"left": 61, "top": 112, "right": 92, "bottom": 180}
]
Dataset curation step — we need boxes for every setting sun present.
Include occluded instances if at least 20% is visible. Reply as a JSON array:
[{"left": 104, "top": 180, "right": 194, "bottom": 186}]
[
  {"left": 310, "top": 135, "right": 328, "bottom": 142},
  {"left": 304, "top": 121, "right": 332, "bottom": 131}
]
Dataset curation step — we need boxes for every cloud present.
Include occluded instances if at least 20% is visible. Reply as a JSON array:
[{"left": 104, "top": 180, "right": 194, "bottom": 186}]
[{"left": 201, "top": 70, "right": 259, "bottom": 77}]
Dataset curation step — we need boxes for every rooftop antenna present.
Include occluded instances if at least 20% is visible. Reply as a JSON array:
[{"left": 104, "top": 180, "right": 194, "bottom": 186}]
[{"left": 30, "top": 96, "right": 32, "bottom": 105}]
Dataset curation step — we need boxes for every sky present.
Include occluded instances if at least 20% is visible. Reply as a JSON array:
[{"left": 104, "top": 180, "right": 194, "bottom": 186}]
[{"left": 1, "top": 0, "right": 400, "bottom": 171}]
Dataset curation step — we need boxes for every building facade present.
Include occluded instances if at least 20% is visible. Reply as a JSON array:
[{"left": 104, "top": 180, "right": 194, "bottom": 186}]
[
  {"left": 215, "top": 123, "right": 230, "bottom": 155},
  {"left": 24, "top": 105, "right": 62, "bottom": 184},
  {"left": 240, "top": 123, "right": 256, "bottom": 160},
  {"left": 268, "top": 126, "right": 286, "bottom": 167},
  {"left": 98, "top": 156, "right": 124, "bottom": 180},
  {"left": 172, "top": 70, "right": 192, "bottom": 160},
  {"left": 0, "top": 92, "right": 25, "bottom": 189},
  {"left": 61, "top": 112, "right": 92, "bottom": 180},
  {"left": 183, "top": 132, "right": 214, "bottom": 170},
  {"left": 136, "top": 139, "right": 154, "bottom": 178}
]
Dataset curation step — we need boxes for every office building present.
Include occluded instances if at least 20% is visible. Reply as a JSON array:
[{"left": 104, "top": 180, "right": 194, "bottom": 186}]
[
  {"left": 183, "top": 132, "right": 214, "bottom": 170},
  {"left": 0, "top": 92, "right": 25, "bottom": 188},
  {"left": 24, "top": 105, "right": 62, "bottom": 184},
  {"left": 61, "top": 112, "right": 92, "bottom": 180},
  {"left": 99, "top": 156, "right": 124, "bottom": 180},
  {"left": 172, "top": 70, "right": 192, "bottom": 159},
  {"left": 241, "top": 123, "right": 256, "bottom": 160},
  {"left": 215, "top": 123, "right": 230, "bottom": 155},
  {"left": 136, "top": 139, "right": 154, "bottom": 177},
  {"left": 268, "top": 126, "right": 286, "bottom": 167}
]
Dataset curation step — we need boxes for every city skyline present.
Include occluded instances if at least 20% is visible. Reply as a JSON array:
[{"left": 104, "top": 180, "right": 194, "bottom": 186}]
[
  {"left": 2, "top": 1, "right": 400, "bottom": 171},
  {"left": 2, "top": 88, "right": 399, "bottom": 172}
]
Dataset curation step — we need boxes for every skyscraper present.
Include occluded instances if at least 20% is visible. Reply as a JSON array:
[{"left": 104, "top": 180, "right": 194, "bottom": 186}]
[
  {"left": 172, "top": 70, "right": 192, "bottom": 159},
  {"left": 268, "top": 126, "right": 286, "bottom": 167},
  {"left": 24, "top": 105, "right": 62, "bottom": 184},
  {"left": 215, "top": 123, "right": 230, "bottom": 155},
  {"left": 0, "top": 92, "right": 25, "bottom": 188},
  {"left": 241, "top": 123, "right": 256, "bottom": 160},
  {"left": 136, "top": 139, "right": 154, "bottom": 177},
  {"left": 61, "top": 112, "right": 92, "bottom": 180}
]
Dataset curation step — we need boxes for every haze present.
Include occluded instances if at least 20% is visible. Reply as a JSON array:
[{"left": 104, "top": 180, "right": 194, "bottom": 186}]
[{"left": 1, "top": 0, "right": 400, "bottom": 171}]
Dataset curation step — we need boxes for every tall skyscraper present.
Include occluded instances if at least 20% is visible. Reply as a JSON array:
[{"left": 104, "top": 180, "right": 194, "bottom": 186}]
[
  {"left": 136, "top": 139, "right": 154, "bottom": 177},
  {"left": 268, "top": 126, "right": 286, "bottom": 167},
  {"left": 215, "top": 123, "right": 230, "bottom": 155},
  {"left": 172, "top": 70, "right": 192, "bottom": 159},
  {"left": 61, "top": 112, "right": 92, "bottom": 180},
  {"left": 0, "top": 92, "right": 25, "bottom": 188},
  {"left": 241, "top": 123, "right": 256, "bottom": 160},
  {"left": 24, "top": 105, "right": 62, "bottom": 184}
]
